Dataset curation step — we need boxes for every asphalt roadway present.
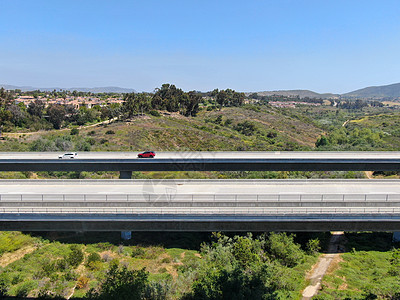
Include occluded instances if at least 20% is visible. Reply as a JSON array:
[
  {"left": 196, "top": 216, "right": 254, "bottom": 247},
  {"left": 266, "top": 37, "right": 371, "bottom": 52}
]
[
  {"left": 0, "top": 151, "right": 400, "bottom": 159},
  {"left": 0, "top": 179, "right": 399, "bottom": 196}
]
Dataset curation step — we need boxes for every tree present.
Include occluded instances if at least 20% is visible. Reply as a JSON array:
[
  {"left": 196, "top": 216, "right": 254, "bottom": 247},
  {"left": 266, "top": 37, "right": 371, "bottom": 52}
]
[
  {"left": 8, "top": 104, "right": 26, "bottom": 127},
  {"left": 265, "top": 233, "right": 304, "bottom": 267},
  {"left": 87, "top": 264, "right": 148, "bottom": 300},
  {"left": 234, "top": 121, "right": 257, "bottom": 136},
  {"left": 67, "top": 245, "right": 84, "bottom": 268},
  {"left": 28, "top": 99, "right": 45, "bottom": 118},
  {"left": 47, "top": 104, "right": 66, "bottom": 129},
  {"left": 315, "top": 135, "right": 329, "bottom": 147}
]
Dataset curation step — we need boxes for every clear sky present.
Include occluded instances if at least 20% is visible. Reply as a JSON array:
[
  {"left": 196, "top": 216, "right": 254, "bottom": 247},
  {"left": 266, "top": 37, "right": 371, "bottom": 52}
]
[{"left": 1, "top": 0, "right": 400, "bottom": 93}]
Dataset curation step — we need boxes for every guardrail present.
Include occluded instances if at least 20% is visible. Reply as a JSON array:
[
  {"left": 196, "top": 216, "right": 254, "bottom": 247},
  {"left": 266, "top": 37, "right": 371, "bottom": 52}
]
[
  {"left": 1, "top": 207, "right": 400, "bottom": 215},
  {"left": 1, "top": 193, "right": 400, "bottom": 202}
]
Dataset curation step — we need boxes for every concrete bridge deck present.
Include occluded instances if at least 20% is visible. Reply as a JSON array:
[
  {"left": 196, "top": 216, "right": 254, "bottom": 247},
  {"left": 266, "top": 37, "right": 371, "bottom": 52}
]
[{"left": 1, "top": 179, "right": 400, "bottom": 231}]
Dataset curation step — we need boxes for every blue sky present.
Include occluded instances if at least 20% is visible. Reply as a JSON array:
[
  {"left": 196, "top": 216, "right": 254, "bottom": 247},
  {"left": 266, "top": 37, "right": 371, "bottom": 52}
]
[{"left": 1, "top": 0, "right": 400, "bottom": 93}]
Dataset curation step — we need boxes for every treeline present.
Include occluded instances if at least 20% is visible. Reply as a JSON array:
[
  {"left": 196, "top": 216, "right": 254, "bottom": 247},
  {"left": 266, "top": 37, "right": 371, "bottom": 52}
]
[
  {"left": 249, "top": 93, "right": 324, "bottom": 104},
  {"left": 336, "top": 99, "right": 383, "bottom": 110},
  {"left": 11, "top": 89, "right": 121, "bottom": 99},
  {"left": 0, "top": 88, "right": 121, "bottom": 131},
  {"left": 124, "top": 84, "right": 201, "bottom": 117},
  {"left": 211, "top": 88, "right": 245, "bottom": 107},
  {"left": 0, "top": 84, "right": 249, "bottom": 131}
]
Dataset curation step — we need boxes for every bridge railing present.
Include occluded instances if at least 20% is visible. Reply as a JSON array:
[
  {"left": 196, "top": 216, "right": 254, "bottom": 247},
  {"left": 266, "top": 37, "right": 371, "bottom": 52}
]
[
  {"left": 1, "top": 193, "right": 400, "bottom": 202},
  {"left": 1, "top": 207, "right": 400, "bottom": 215}
]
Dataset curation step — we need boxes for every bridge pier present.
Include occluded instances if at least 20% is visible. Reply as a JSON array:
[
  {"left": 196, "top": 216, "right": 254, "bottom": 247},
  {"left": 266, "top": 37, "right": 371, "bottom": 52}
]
[
  {"left": 119, "top": 171, "right": 132, "bottom": 179},
  {"left": 119, "top": 172, "right": 132, "bottom": 238},
  {"left": 121, "top": 231, "right": 132, "bottom": 240},
  {"left": 393, "top": 232, "right": 400, "bottom": 242}
]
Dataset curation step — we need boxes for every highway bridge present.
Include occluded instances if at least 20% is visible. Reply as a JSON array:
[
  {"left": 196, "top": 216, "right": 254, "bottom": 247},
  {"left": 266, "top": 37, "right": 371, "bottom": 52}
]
[
  {"left": 1, "top": 152, "right": 400, "bottom": 179},
  {"left": 1, "top": 179, "right": 400, "bottom": 231}
]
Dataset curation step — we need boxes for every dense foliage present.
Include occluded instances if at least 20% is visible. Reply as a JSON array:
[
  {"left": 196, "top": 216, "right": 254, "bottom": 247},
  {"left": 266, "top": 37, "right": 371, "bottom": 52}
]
[{"left": 184, "top": 232, "right": 315, "bottom": 299}]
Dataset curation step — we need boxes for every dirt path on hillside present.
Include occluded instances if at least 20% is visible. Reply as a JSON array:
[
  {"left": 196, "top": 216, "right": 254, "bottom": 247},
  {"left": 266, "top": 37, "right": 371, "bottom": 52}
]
[
  {"left": 302, "top": 232, "right": 345, "bottom": 299},
  {"left": 0, "top": 246, "right": 37, "bottom": 267},
  {"left": 365, "top": 171, "right": 374, "bottom": 179},
  {"left": 2, "top": 117, "right": 118, "bottom": 139}
]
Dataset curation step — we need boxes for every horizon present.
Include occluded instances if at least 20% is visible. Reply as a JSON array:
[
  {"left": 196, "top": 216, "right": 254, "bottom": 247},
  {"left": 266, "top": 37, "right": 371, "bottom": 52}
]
[
  {"left": 1, "top": 1, "right": 400, "bottom": 93},
  {"left": 2, "top": 81, "right": 400, "bottom": 95}
]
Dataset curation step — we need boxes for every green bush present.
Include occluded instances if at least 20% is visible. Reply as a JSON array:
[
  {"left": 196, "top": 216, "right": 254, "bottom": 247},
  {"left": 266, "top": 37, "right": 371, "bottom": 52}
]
[
  {"left": 70, "top": 128, "right": 79, "bottom": 135},
  {"left": 105, "top": 130, "right": 115, "bottom": 135},
  {"left": 15, "top": 280, "right": 36, "bottom": 298},
  {"left": 67, "top": 245, "right": 84, "bottom": 268},
  {"left": 131, "top": 247, "right": 146, "bottom": 258},
  {"left": 86, "top": 252, "right": 102, "bottom": 270},
  {"left": 149, "top": 110, "right": 161, "bottom": 117},
  {"left": 87, "top": 264, "right": 148, "bottom": 300}
]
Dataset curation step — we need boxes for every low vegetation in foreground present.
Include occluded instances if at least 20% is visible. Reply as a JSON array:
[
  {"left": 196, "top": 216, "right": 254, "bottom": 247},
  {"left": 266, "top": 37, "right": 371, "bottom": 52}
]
[
  {"left": 0, "top": 231, "right": 321, "bottom": 299},
  {"left": 316, "top": 232, "right": 400, "bottom": 299}
]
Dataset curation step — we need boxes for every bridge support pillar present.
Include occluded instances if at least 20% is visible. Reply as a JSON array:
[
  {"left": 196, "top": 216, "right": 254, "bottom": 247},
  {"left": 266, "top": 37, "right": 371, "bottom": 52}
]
[
  {"left": 393, "top": 232, "right": 400, "bottom": 242},
  {"left": 119, "top": 171, "right": 132, "bottom": 179},
  {"left": 121, "top": 231, "right": 132, "bottom": 240}
]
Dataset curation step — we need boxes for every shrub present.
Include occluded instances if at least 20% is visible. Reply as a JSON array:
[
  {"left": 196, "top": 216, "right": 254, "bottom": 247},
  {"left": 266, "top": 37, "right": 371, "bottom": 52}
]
[
  {"left": 87, "top": 264, "right": 148, "bottom": 300},
  {"left": 160, "top": 257, "right": 171, "bottom": 264},
  {"left": 86, "top": 252, "right": 102, "bottom": 270},
  {"left": 149, "top": 110, "right": 161, "bottom": 117},
  {"left": 67, "top": 245, "right": 84, "bottom": 268},
  {"left": 97, "top": 242, "right": 113, "bottom": 251},
  {"left": 234, "top": 121, "right": 257, "bottom": 136},
  {"left": 306, "top": 238, "right": 321, "bottom": 255},
  {"left": 86, "top": 138, "right": 96, "bottom": 145},
  {"left": 265, "top": 233, "right": 304, "bottom": 267},
  {"left": 88, "top": 130, "right": 96, "bottom": 135},
  {"left": 87, "top": 252, "right": 102, "bottom": 264},
  {"left": 76, "top": 276, "right": 90, "bottom": 289},
  {"left": 131, "top": 247, "right": 146, "bottom": 258},
  {"left": 100, "top": 138, "right": 108, "bottom": 144},
  {"left": 70, "top": 128, "right": 79, "bottom": 135},
  {"left": 76, "top": 142, "right": 91, "bottom": 151},
  {"left": 105, "top": 130, "right": 115, "bottom": 135},
  {"left": 15, "top": 280, "right": 36, "bottom": 298}
]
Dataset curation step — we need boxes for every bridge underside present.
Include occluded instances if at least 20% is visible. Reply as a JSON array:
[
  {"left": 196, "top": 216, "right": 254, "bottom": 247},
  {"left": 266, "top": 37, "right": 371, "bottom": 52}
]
[
  {"left": 3, "top": 159, "right": 400, "bottom": 172},
  {"left": 2, "top": 215, "right": 400, "bottom": 232}
]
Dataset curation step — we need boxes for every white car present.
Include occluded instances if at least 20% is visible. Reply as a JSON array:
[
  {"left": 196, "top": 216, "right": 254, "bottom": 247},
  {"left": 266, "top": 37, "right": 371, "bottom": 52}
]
[{"left": 58, "top": 152, "right": 78, "bottom": 159}]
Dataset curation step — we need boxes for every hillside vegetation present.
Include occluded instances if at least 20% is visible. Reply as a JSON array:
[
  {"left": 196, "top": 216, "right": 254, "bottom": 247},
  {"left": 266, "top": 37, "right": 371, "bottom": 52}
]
[
  {"left": 0, "top": 231, "right": 320, "bottom": 299},
  {"left": 0, "top": 106, "right": 321, "bottom": 152}
]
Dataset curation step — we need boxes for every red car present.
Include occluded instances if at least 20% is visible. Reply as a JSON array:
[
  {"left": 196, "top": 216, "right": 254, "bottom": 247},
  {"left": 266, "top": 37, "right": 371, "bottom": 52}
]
[{"left": 137, "top": 151, "right": 156, "bottom": 158}]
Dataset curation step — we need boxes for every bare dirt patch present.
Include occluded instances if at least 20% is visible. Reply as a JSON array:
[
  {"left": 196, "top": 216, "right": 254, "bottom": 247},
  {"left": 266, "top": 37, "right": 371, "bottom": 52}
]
[
  {"left": 0, "top": 246, "right": 37, "bottom": 267},
  {"left": 302, "top": 232, "right": 345, "bottom": 300}
]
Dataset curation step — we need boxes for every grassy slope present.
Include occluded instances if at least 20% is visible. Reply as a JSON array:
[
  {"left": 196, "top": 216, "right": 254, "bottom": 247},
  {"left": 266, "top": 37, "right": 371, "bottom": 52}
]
[
  {"left": 316, "top": 233, "right": 399, "bottom": 299},
  {"left": 0, "top": 106, "right": 322, "bottom": 152}
]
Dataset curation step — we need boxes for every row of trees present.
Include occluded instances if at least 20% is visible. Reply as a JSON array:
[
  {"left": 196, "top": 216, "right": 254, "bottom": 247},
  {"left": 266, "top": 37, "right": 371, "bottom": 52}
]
[
  {"left": 0, "top": 88, "right": 122, "bottom": 130},
  {"left": 0, "top": 84, "right": 250, "bottom": 131},
  {"left": 124, "top": 84, "right": 201, "bottom": 117},
  {"left": 211, "top": 88, "right": 245, "bottom": 107}
]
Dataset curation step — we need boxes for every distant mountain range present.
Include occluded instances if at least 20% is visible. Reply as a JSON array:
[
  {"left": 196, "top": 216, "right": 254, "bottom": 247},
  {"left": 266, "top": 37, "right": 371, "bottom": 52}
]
[
  {"left": 342, "top": 82, "right": 400, "bottom": 99},
  {"left": 254, "top": 83, "right": 400, "bottom": 100},
  {"left": 0, "top": 84, "right": 136, "bottom": 93},
  {"left": 253, "top": 90, "right": 339, "bottom": 99},
  {"left": 3, "top": 82, "right": 400, "bottom": 100}
]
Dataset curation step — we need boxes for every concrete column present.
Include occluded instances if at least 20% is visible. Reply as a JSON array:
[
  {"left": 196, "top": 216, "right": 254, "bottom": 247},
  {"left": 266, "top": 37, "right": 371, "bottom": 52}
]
[
  {"left": 119, "top": 171, "right": 132, "bottom": 239},
  {"left": 119, "top": 171, "right": 132, "bottom": 179},
  {"left": 393, "top": 232, "right": 400, "bottom": 242},
  {"left": 121, "top": 231, "right": 132, "bottom": 240}
]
